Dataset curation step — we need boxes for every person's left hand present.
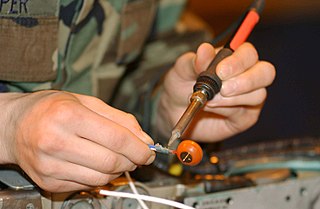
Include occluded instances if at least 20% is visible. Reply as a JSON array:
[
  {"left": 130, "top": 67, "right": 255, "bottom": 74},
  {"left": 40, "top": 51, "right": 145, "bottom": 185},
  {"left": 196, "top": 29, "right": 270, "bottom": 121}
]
[{"left": 157, "top": 42, "right": 276, "bottom": 142}]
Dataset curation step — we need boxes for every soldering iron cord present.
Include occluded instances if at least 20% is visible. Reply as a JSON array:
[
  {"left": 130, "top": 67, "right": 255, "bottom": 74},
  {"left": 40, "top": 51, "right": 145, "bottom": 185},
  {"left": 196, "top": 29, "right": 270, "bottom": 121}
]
[{"left": 99, "top": 189, "right": 195, "bottom": 209}]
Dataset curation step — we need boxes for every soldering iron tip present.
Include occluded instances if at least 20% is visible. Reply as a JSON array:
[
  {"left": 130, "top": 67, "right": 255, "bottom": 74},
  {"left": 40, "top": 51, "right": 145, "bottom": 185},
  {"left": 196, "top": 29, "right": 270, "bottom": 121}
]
[{"left": 168, "top": 132, "right": 179, "bottom": 147}]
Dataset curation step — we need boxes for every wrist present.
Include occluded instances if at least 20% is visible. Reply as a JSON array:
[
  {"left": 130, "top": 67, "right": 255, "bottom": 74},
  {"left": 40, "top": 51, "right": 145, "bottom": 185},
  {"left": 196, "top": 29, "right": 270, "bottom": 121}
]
[{"left": 0, "top": 93, "right": 26, "bottom": 164}]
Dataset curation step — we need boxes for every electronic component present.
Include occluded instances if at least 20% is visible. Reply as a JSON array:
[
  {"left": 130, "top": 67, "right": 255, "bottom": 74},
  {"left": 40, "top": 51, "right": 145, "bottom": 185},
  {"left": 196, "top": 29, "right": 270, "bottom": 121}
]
[
  {"left": 176, "top": 140, "right": 203, "bottom": 166},
  {"left": 148, "top": 143, "right": 175, "bottom": 155},
  {"left": 149, "top": 141, "right": 203, "bottom": 166},
  {"left": 1, "top": 137, "right": 320, "bottom": 209}
]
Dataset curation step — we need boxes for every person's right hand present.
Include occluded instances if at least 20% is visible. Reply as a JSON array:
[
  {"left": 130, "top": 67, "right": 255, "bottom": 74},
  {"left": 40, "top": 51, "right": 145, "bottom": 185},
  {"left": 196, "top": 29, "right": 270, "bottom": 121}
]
[{"left": 0, "top": 90, "right": 155, "bottom": 192}]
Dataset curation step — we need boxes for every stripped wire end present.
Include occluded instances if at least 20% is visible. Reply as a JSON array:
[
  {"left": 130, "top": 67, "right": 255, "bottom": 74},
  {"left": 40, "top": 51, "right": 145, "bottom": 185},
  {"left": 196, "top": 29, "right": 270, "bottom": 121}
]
[{"left": 148, "top": 143, "right": 176, "bottom": 155}]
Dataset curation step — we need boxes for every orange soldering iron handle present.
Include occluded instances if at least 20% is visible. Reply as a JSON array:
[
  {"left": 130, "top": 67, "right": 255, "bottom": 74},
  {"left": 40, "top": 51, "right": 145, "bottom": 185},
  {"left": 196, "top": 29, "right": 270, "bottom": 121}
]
[
  {"left": 176, "top": 140, "right": 203, "bottom": 166},
  {"left": 229, "top": 10, "right": 260, "bottom": 51}
]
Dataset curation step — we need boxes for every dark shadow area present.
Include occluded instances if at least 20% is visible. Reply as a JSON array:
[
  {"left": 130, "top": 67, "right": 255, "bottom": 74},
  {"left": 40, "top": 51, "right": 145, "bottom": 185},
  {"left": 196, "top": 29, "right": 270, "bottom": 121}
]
[{"left": 222, "top": 18, "right": 320, "bottom": 148}]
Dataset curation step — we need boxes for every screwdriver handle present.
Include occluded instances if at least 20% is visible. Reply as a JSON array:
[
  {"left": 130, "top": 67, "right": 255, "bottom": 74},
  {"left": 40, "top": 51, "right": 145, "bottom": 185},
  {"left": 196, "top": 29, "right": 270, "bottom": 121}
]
[{"left": 193, "top": 48, "right": 233, "bottom": 100}]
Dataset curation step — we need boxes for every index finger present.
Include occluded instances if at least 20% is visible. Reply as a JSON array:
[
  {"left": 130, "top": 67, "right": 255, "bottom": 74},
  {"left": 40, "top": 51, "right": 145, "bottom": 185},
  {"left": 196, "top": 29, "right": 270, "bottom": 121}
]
[
  {"left": 71, "top": 93, "right": 154, "bottom": 145},
  {"left": 63, "top": 101, "right": 154, "bottom": 165}
]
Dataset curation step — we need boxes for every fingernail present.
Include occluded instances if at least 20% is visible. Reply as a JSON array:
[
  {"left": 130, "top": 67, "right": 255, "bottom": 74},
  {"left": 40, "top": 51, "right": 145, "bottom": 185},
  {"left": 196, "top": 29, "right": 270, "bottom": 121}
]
[
  {"left": 218, "top": 64, "right": 232, "bottom": 80},
  {"left": 222, "top": 80, "right": 237, "bottom": 96},
  {"left": 141, "top": 131, "right": 154, "bottom": 145}
]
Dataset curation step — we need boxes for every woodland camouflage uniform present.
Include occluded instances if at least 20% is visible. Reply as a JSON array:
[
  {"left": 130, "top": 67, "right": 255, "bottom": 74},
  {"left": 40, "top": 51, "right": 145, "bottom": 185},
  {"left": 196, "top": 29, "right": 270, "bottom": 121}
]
[{"left": 0, "top": 0, "right": 211, "bottom": 170}]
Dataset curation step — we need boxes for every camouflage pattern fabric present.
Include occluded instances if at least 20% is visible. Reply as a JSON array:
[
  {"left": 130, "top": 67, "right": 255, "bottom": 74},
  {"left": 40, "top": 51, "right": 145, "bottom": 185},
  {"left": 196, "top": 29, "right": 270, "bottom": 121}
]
[
  {"left": 0, "top": 0, "right": 211, "bottom": 170},
  {"left": 0, "top": 0, "right": 58, "bottom": 86},
  {"left": 0, "top": 0, "right": 188, "bottom": 94}
]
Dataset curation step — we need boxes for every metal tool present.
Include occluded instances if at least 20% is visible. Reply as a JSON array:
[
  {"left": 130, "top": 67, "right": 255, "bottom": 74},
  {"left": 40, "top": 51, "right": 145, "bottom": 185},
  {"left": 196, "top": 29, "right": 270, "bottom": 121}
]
[
  {"left": 148, "top": 143, "right": 176, "bottom": 155},
  {"left": 149, "top": 141, "right": 203, "bottom": 166},
  {"left": 168, "top": 0, "right": 265, "bottom": 148}
]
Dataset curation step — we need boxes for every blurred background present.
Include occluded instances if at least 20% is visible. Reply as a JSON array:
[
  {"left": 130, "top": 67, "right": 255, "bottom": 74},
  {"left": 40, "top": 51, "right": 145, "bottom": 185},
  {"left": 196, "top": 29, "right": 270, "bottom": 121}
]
[{"left": 186, "top": 0, "right": 320, "bottom": 148}]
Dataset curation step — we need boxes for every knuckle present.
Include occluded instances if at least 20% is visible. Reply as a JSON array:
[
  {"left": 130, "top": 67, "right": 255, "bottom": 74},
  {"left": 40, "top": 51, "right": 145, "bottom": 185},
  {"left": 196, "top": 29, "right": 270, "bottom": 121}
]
[
  {"left": 125, "top": 113, "right": 141, "bottom": 130},
  {"left": 245, "top": 42, "right": 259, "bottom": 60},
  {"left": 234, "top": 43, "right": 259, "bottom": 71},
  {"left": 229, "top": 106, "right": 257, "bottom": 132},
  {"left": 235, "top": 77, "right": 250, "bottom": 93},
  {"left": 125, "top": 113, "right": 136, "bottom": 121},
  {"left": 129, "top": 165, "right": 138, "bottom": 172},
  {"left": 100, "top": 154, "right": 119, "bottom": 173},
  {"left": 46, "top": 100, "right": 76, "bottom": 123},
  {"left": 36, "top": 133, "right": 64, "bottom": 154},
  {"left": 87, "top": 96, "right": 108, "bottom": 107},
  {"left": 34, "top": 173, "right": 60, "bottom": 192},
  {"left": 247, "top": 105, "right": 263, "bottom": 126},
  {"left": 36, "top": 161, "right": 58, "bottom": 178},
  {"left": 257, "top": 61, "right": 276, "bottom": 87},
  {"left": 109, "top": 132, "right": 127, "bottom": 150},
  {"left": 92, "top": 174, "right": 112, "bottom": 186},
  {"left": 136, "top": 150, "right": 152, "bottom": 165},
  {"left": 248, "top": 110, "right": 260, "bottom": 126},
  {"left": 176, "top": 52, "right": 194, "bottom": 67},
  {"left": 250, "top": 89, "right": 267, "bottom": 106},
  {"left": 257, "top": 88, "right": 267, "bottom": 103},
  {"left": 31, "top": 91, "right": 80, "bottom": 124},
  {"left": 263, "top": 61, "right": 276, "bottom": 79}
]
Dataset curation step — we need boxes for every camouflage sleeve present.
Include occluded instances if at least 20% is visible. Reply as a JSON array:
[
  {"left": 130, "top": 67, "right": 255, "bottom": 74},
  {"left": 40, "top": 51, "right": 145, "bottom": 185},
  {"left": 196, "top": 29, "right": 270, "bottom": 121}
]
[
  {"left": 112, "top": 29, "right": 212, "bottom": 143},
  {"left": 108, "top": 0, "right": 215, "bottom": 172},
  {"left": 111, "top": 29, "right": 212, "bottom": 171}
]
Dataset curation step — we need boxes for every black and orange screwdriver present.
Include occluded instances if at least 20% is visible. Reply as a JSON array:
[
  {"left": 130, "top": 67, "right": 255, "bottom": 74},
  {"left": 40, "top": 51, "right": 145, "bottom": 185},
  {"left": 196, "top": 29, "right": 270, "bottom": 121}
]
[{"left": 167, "top": 0, "right": 265, "bottom": 151}]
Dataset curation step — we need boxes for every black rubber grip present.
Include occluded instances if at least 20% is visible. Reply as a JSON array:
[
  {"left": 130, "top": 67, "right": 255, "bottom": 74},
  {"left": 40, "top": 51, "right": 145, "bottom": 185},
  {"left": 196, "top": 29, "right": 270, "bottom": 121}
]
[{"left": 193, "top": 48, "right": 233, "bottom": 100}]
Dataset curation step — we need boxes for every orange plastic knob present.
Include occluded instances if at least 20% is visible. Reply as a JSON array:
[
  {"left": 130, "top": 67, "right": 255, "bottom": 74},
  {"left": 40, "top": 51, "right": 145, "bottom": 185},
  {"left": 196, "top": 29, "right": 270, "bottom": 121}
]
[{"left": 176, "top": 140, "right": 203, "bottom": 166}]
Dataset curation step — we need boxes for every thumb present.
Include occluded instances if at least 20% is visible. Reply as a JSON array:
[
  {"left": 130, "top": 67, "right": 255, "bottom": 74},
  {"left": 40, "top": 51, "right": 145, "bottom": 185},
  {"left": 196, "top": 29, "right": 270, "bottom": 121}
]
[{"left": 194, "top": 43, "right": 216, "bottom": 74}]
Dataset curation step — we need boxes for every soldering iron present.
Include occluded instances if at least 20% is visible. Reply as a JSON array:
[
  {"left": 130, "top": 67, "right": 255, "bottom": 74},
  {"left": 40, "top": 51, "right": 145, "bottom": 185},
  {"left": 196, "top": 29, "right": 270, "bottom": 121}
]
[{"left": 168, "top": 0, "right": 265, "bottom": 149}]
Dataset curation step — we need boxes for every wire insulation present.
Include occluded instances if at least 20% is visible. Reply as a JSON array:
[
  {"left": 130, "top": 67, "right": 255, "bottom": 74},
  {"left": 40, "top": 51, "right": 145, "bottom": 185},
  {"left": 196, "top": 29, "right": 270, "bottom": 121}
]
[
  {"left": 124, "top": 171, "right": 149, "bottom": 209},
  {"left": 99, "top": 189, "right": 195, "bottom": 209}
]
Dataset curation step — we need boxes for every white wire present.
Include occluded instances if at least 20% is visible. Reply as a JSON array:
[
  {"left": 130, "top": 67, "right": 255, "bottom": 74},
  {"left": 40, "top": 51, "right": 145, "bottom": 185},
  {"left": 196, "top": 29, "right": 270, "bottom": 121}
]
[
  {"left": 124, "top": 171, "right": 149, "bottom": 209},
  {"left": 99, "top": 189, "right": 195, "bottom": 209}
]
